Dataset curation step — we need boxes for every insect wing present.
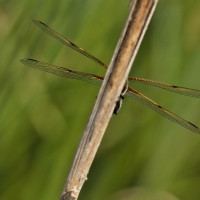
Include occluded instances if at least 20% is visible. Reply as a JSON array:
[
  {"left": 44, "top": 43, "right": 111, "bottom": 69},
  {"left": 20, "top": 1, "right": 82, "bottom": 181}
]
[
  {"left": 129, "top": 77, "right": 200, "bottom": 98},
  {"left": 33, "top": 20, "right": 107, "bottom": 69},
  {"left": 20, "top": 58, "right": 103, "bottom": 86},
  {"left": 126, "top": 87, "right": 200, "bottom": 134}
]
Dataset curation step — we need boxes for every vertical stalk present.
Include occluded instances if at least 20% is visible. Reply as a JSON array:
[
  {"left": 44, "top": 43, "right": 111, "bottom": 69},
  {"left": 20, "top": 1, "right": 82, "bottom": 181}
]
[{"left": 60, "top": 0, "right": 159, "bottom": 199}]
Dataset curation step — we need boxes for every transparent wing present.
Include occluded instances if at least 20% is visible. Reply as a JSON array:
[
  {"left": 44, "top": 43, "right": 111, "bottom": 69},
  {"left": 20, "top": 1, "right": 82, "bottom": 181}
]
[
  {"left": 33, "top": 20, "right": 107, "bottom": 69},
  {"left": 126, "top": 87, "right": 200, "bottom": 134},
  {"left": 20, "top": 58, "right": 103, "bottom": 85},
  {"left": 128, "top": 77, "right": 200, "bottom": 98}
]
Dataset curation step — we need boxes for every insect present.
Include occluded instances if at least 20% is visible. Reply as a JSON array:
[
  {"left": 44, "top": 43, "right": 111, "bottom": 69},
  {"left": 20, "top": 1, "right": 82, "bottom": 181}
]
[{"left": 21, "top": 20, "right": 200, "bottom": 134}]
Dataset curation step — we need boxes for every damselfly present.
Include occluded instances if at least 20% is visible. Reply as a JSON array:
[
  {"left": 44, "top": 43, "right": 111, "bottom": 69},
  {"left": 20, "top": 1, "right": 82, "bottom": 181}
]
[{"left": 21, "top": 20, "right": 200, "bottom": 134}]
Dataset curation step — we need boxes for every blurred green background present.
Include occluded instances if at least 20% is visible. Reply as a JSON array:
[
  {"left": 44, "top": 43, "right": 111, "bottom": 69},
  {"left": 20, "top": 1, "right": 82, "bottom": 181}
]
[{"left": 1, "top": 0, "right": 200, "bottom": 199}]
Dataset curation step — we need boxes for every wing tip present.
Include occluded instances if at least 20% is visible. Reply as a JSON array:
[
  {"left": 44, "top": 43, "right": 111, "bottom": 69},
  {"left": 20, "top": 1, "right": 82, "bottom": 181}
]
[
  {"left": 33, "top": 19, "right": 47, "bottom": 27},
  {"left": 20, "top": 58, "right": 28, "bottom": 64},
  {"left": 20, "top": 58, "right": 37, "bottom": 65},
  {"left": 32, "top": 19, "right": 40, "bottom": 25},
  {"left": 188, "top": 121, "right": 200, "bottom": 134}
]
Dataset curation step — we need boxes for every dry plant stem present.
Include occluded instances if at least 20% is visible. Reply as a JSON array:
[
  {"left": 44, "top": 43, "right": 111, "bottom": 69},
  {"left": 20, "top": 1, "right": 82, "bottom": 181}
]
[{"left": 60, "top": 0, "right": 159, "bottom": 199}]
